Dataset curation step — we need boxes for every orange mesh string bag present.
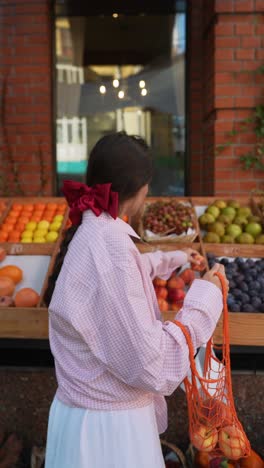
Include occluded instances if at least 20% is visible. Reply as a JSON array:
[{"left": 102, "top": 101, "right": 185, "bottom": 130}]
[{"left": 174, "top": 272, "right": 251, "bottom": 461}]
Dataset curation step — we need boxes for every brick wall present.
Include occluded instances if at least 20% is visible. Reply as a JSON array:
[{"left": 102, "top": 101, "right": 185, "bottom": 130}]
[
  {"left": 0, "top": 0, "right": 54, "bottom": 196},
  {"left": 214, "top": 0, "right": 264, "bottom": 195},
  {"left": 188, "top": 0, "right": 264, "bottom": 196}
]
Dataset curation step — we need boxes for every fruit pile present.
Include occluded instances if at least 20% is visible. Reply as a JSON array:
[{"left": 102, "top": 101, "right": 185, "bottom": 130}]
[
  {"left": 207, "top": 254, "right": 264, "bottom": 313},
  {"left": 199, "top": 199, "right": 263, "bottom": 244},
  {"left": 154, "top": 253, "right": 206, "bottom": 312},
  {"left": 0, "top": 250, "right": 40, "bottom": 307},
  {"left": 0, "top": 202, "right": 67, "bottom": 243},
  {"left": 143, "top": 200, "right": 195, "bottom": 235}
]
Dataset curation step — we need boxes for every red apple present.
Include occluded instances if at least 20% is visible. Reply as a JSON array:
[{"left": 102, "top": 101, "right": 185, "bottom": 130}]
[
  {"left": 171, "top": 303, "right": 181, "bottom": 312},
  {"left": 179, "top": 268, "right": 195, "bottom": 285},
  {"left": 167, "top": 276, "right": 185, "bottom": 290},
  {"left": 192, "top": 424, "right": 218, "bottom": 452},
  {"left": 198, "top": 398, "right": 232, "bottom": 428},
  {"left": 153, "top": 277, "right": 167, "bottom": 287},
  {"left": 155, "top": 286, "right": 168, "bottom": 300},
  {"left": 219, "top": 425, "right": 247, "bottom": 460},
  {"left": 191, "top": 253, "right": 207, "bottom": 272},
  {"left": 168, "top": 288, "right": 186, "bottom": 303},
  {"left": 157, "top": 297, "right": 169, "bottom": 312}
]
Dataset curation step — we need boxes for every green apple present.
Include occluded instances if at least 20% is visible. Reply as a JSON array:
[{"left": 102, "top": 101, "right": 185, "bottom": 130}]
[
  {"left": 227, "top": 199, "right": 240, "bottom": 209},
  {"left": 213, "top": 200, "right": 227, "bottom": 209},
  {"left": 226, "top": 224, "right": 242, "bottom": 239},
  {"left": 203, "top": 232, "right": 220, "bottom": 243},
  {"left": 207, "top": 222, "right": 225, "bottom": 237},
  {"left": 46, "top": 232, "right": 58, "bottom": 242},
  {"left": 237, "top": 233, "right": 255, "bottom": 244},
  {"left": 237, "top": 207, "right": 252, "bottom": 218},
  {"left": 199, "top": 213, "right": 215, "bottom": 225},
  {"left": 221, "top": 207, "right": 236, "bottom": 220},
  {"left": 206, "top": 205, "right": 220, "bottom": 219},
  {"left": 245, "top": 222, "right": 262, "bottom": 238}
]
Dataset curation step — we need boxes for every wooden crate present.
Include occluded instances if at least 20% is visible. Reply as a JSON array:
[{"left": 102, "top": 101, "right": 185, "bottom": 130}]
[
  {"left": 203, "top": 243, "right": 264, "bottom": 345},
  {"left": 131, "top": 196, "right": 199, "bottom": 244},
  {"left": 0, "top": 197, "right": 69, "bottom": 339}
]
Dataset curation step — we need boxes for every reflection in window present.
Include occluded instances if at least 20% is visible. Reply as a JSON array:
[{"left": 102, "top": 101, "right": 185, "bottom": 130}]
[{"left": 55, "top": 4, "right": 186, "bottom": 194}]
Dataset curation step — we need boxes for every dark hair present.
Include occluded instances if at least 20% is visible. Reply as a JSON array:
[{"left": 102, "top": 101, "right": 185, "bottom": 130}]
[{"left": 44, "top": 132, "right": 152, "bottom": 306}]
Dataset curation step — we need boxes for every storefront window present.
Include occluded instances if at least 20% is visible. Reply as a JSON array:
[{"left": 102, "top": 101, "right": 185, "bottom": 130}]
[{"left": 55, "top": 1, "right": 186, "bottom": 195}]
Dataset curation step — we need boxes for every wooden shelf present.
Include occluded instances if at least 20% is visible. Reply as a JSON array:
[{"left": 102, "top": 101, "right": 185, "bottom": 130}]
[
  {"left": 162, "top": 312, "right": 264, "bottom": 346},
  {"left": 0, "top": 307, "right": 48, "bottom": 339},
  {"left": 0, "top": 195, "right": 263, "bottom": 345}
]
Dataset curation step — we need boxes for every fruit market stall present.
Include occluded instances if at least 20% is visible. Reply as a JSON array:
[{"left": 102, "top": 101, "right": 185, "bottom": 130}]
[
  {"left": 0, "top": 197, "right": 69, "bottom": 338},
  {"left": 0, "top": 195, "right": 263, "bottom": 347}
]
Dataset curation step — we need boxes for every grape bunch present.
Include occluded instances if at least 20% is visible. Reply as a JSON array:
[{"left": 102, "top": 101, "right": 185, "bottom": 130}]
[{"left": 143, "top": 200, "right": 195, "bottom": 235}]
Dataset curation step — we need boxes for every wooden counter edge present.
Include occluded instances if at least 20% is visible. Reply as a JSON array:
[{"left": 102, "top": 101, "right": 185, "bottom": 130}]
[{"left": 0, "top": 307, "right": 263, "bottom": 345}]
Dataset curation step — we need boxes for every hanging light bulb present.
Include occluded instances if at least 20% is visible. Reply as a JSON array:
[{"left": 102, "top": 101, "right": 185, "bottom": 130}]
[
  {"left": 141, "top": 88, "right": 147, "bottom": 96},
  {"left": 139, "top": 80, "right": 145, "bottom": 89},
  {"left": 118, "top": 90, "right": 124, "bottom": 99},
  {"left": 99, "top": 85, "right": 106, "bottom": 94},
  {"left": 112, "top": 13, "right": 119, "bottom": 18},
  {"left": 113, "top": 79, "right": 119, "bottom": 88}
]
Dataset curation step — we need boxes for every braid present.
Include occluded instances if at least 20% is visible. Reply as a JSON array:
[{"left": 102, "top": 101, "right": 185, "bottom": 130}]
[{"left": 43, "top": 225, "right": 79, "bottom": 306}]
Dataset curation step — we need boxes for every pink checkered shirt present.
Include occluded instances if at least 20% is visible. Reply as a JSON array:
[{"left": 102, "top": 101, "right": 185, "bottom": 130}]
[{"left": 49, "top": 211, "right": 223, "bottom": 433}]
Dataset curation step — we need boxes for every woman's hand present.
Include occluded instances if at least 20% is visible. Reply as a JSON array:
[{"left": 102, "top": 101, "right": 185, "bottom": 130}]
[
  {"left": 181, "top": 248, "right": 204, "bottom": 267},
  {"left": 202, "top": 263, "right": 229, "bottom": 291}
]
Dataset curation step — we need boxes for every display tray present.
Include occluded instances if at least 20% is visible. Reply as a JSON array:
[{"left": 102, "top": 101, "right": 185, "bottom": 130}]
[
  {"left": 192, "top": 195, "right": 263, "bottom": 248},
  {"left": 132, "top": 196, "right": 198, "bottom": 244}
]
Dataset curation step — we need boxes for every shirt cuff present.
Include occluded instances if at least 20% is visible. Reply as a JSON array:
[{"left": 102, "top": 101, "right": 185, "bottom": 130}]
[{"left": 184, "top": 279, "right": 223, "bottom": 326}]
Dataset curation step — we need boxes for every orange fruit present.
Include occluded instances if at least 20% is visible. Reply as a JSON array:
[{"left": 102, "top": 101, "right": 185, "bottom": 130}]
[
  {"left": 35, "top": 203, "right": 45, "bottom": 211},
  {"left": 30, "top": 215, "right": 41, "bottom": 223},
  {"left": 19, "top": 216, "right": 30, "bottom": 224},
  {"left": 23, "top": 204, "right": 34, "bottom": 212},
  {"left": 8, "top": 211, "right": 19, "bottom": 219},
  {"left": 1, "top": 224, "right": 13, "bottom": 233},
  {"left": 4, "top": 218, "right": 16, "bottom": 227},
  {"left": 16, "top": 222, "right": 26, "bottom": 232},
  {"left": 8, "top": 232, "right": 20, "bottom": 242},
  {"left": 47, "top": 202, "right": 57, "bottom": 210},
  {"left": 0, "top": 276, "right": 15, "bottom": 296},
  {"left": 14, "top": 288, "right": 40, "bottom": 307},
  {"left": 0, "top": 265, "right": 23, "bottom": 284},
  {"left": 12, "top": 203, "right": 23, "bottom": 212},
  {"left": 32, "top": 210, "right": 44, "bottom": 218},
  {"left": 0, "top": 232, "right": 8, "bottom": 242}
]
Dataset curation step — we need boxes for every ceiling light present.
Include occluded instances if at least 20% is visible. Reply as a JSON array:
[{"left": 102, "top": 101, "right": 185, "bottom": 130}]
[
  {"left": 99, "top": 85, "right": 106, "bottom": 94},
  {"left": 141, "top": 88, "right": 147, "bottom": 96},
  {"left": 113, "top": 79, "right": 119, "bottom": 88},
  {"left": 118, "top": 90, "right": 124, "bottom": 99},
  {"left": 139, "top": 80, "right": 145, "bottom": 88},
  {"left": 112, "top": 13, "right": 119, "bottom": 18}
]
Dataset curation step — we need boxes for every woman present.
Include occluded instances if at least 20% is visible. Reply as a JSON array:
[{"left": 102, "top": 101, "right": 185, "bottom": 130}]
[{"left": 44, "top": 132, "right": 227, "bottom": 468}]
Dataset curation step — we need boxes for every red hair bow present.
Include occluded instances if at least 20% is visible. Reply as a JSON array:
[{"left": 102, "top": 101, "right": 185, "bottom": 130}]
[{"left": 62, "top": 180, "right": 119, "bottom": 225}]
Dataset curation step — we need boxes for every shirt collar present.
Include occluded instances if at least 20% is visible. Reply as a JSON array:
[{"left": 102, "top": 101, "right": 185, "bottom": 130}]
[{"left": 82, "top": 210, "right": 141, "bottom": 239}]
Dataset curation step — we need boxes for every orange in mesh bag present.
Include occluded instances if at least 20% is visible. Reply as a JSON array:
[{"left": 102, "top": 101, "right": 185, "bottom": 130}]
[{"left": 174, "top": 272, "right": 251, "bottom": 461}]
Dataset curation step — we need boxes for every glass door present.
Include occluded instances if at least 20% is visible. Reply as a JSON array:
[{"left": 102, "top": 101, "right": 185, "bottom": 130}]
[{"left": 55, "top": 1, "right": 186, "bottom": 195}]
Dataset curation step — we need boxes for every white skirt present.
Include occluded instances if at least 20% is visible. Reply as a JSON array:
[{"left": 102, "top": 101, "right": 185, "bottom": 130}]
[{"left": 45, "top": 397, "right": 165, "bottom": 468}]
